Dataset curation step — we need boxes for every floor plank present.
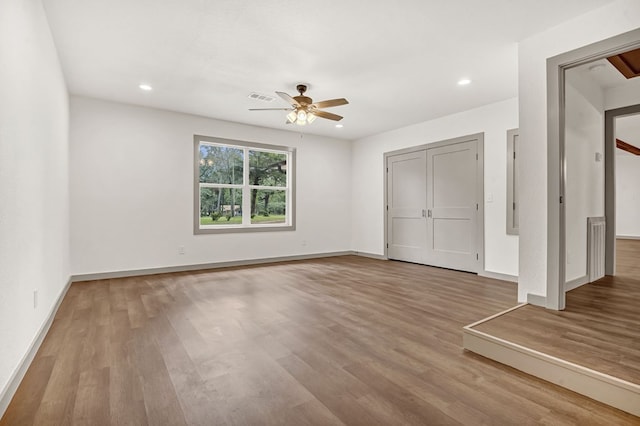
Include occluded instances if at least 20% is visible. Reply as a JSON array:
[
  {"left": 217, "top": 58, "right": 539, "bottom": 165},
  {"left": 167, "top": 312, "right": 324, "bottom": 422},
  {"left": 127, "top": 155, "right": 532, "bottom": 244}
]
[
  {"left": 2, "top": 255, "right": 638, "bottom": 425},
  {"left": 473, "top": 239, "right": 640, "bottom": 385}
]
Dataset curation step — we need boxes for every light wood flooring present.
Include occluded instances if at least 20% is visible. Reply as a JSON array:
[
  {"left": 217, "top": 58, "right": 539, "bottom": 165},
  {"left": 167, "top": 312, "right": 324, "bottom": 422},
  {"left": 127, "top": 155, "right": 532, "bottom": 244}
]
[
  {"left": 2, "top": 255, "right": 639, "bottom": 425},
  {"left": 473, "top": 239, "right": 640, "bottom": 386}
]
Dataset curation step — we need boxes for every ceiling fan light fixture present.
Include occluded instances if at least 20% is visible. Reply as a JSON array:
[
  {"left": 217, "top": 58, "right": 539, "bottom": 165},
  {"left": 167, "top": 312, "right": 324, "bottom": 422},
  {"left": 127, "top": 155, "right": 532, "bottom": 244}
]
[
  {"left": 286, "top": 111, "right": 297, "bottom": 123},
  {"left": 307, "top": 112, "right": 317, "bottom": 124},
  {"left": 295, "top": 109, "right": 307, "bottom": 126}
]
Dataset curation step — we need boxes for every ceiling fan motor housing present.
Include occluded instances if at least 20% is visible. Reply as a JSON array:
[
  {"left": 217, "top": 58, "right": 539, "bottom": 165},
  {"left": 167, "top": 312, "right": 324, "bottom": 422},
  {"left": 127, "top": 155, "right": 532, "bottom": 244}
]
[
  {"left": 294, "top": 95, "right": 313, "bottom": 106},
  {"left": 294, "top": 84, "right": 312, "bottom": 106}
]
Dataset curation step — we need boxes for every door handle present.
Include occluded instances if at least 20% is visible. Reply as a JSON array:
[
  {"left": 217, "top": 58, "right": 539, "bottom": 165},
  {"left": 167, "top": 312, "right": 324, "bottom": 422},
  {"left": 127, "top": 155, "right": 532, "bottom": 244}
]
[
  {"left": 422, "top": 209, "right": 426, "bottom": 217},
  {"left": 428, "top": 209, "right": 432, "bottom": 218}
]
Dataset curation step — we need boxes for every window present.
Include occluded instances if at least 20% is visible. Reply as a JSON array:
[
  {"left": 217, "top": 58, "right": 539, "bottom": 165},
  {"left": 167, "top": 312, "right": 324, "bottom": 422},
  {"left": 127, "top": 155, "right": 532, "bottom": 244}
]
[
  {"left": 194, "top": 135, "right": 295, "bottom": 233},
  {"left": 506, "top": 128, "right": 519, "bottom": 235}
]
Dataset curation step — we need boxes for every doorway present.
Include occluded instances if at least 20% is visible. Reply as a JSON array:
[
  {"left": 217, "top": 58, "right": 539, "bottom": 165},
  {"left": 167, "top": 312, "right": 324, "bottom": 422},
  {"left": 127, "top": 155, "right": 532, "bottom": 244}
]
[
  {"left": 547, "top": 28, "right": 640, "bottom": 309},
  {"left": 385, "top": 133, "right": 484, "bottom": 273},
  {"left": 605, "top": 105, "right": 640, "bottom": 274}
]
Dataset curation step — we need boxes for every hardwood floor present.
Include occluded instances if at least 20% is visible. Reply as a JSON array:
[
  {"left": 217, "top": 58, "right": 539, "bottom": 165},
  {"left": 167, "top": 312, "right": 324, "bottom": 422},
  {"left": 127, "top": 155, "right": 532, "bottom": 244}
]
[
  {"left": 474, "top": 239, "right": 640, "bottom": 385},
  {"left": 2, "top": 256, "right": 638, "bottom": 425}
]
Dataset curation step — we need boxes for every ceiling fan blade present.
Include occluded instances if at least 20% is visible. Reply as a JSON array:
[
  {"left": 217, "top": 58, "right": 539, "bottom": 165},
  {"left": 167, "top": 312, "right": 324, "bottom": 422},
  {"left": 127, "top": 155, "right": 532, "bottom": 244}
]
[
  {"left": 313, "top": 110, "right": 343, "bottom": 121},
  {"left": 311, "top": 98, "right": 349, "bottom": 109},
  {"left": 276, "top": 91, "right": 301, "bottom": 107},
  {"left": 248, "top": 108, "right": 293, "bottom": 111}
]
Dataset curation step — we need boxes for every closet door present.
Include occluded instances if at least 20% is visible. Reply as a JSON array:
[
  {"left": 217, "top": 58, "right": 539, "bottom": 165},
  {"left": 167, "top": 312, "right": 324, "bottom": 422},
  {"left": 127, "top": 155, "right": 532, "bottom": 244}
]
[
  {"left": 386, "top": 150, "right": 427, "bottom": 264},
  {"left": 426, "top": 140, "right": 479, "bottom": 272}
]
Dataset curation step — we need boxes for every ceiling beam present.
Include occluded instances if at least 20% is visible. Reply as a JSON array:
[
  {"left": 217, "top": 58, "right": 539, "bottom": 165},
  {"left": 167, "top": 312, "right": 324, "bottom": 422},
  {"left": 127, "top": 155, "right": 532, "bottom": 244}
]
[
  {"left": 607, "top": 47, "right": 640, "bottom": 79},
  {"left": 616, "top": 138, "right": 640, "bottom": 155}
]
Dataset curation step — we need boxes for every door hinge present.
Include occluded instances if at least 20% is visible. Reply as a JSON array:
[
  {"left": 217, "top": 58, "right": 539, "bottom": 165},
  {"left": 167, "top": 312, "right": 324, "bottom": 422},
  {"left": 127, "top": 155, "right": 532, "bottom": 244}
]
[
  {"left": 513, "top": 151, "right": 516, "bottom": 159},
  {"left": 476, "top": 253, "right": 479, "bottom": 260},
  {"left": 386, "top": 243, "right": 389, "bottom": 248},
  {"left": 559, "top": 196, "right": 564, "bottom": 204},
  {"left": 476, "top": 153, "right": 478, "bottom": 160},
  {"left": 513, "top": 202, "right": 516, "bottom": 210},
  {"left": 386, "top": 205, "right": 388, "bottom": 211},
  {"left": 476, "top": 203, "right": 478, "bottom": 210},
  {"left": 386, "top": 167, "right": 389, "bottom": 173}
]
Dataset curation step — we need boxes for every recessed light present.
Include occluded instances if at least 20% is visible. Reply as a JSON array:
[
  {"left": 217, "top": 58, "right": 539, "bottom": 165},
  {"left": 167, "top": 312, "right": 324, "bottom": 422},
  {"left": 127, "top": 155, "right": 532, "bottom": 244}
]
[
  {"left": 458, "top": 79, "right": 471, "bottom": 86},
  {"left": 139, "top": 84, "right": 153, "bottom": 91},
  {"left": 335, "top": 124, "right": 343, "bottom": 128}
]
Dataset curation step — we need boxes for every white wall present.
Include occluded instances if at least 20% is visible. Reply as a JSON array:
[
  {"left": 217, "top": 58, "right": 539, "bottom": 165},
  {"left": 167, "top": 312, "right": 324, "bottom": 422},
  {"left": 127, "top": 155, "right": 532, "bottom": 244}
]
[
  {"left": 0, "top": 0, "right": 69, "bottom": 409},
  {"left": 517, "top": 0, "right": 640, "bottom": 301},
  {"left": 614, "top": 114, "right": 640, "bottom": 238},
  {"left": 616, "top": 154, "right": 640, "bottom": 238},
  {"left": 605, "top": 77, "right": 640, "bottom": 110},
  {"left": 564, "top": 71, "right": 605, "bottom": 281},
  {"left": 69, "top": 97, "right": 352, "bottom": 275},
  {"left": 350, "top": 98, "right": 519, "bottom": 277}
]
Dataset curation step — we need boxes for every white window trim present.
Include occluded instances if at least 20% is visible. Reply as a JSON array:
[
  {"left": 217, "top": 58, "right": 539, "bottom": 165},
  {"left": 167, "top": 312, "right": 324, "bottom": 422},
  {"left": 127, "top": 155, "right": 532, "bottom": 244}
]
[{"left": 194, "top": 135, "right": 296, "bottom": 234}]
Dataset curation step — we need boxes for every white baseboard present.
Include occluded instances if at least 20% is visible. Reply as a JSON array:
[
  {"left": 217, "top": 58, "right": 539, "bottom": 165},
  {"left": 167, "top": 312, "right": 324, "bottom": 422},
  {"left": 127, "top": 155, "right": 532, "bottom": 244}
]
[
  {"left": 0, "top": 278, "right": 72, "bottom": 419},
  {"left": 463, "top": 305, "right": 640, "bottom": 417},
  {"left": 617, "top": 235, "right": 640, "bottom": 240},
  {"left": 478, "top": 270, "right": 518, "bottom": 283},
  {"left": 71, "top": 251, "right": 373, "bottom": 282},
  {"left": 353, "top": 251, "right": 387, "bottom": 260},
  {"left": 565, "top": 274, "right": 589, "bottom": 292},
  {"left": 526, "top": 293, "right": 546, "bottom": 307}
]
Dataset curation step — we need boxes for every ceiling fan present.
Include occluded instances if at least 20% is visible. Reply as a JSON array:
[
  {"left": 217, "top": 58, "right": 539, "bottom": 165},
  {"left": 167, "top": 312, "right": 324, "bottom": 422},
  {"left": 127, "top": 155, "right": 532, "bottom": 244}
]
[{"left": 249, "top": 84, "right": 348, "bottom": 126}]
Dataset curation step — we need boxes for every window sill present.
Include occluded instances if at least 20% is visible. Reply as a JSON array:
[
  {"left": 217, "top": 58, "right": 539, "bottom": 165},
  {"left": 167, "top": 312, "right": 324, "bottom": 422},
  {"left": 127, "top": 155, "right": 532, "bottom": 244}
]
[{"left": 195, "top": 223, "right": 295, "bottom": 234}]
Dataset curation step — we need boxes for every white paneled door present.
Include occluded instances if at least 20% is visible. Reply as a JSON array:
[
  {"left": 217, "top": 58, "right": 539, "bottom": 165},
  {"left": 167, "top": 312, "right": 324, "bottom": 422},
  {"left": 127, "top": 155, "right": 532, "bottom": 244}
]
[
  {"left": 426, "top": 140, "right": 479, "bottom": 272},
  {"left": 386, "top": 136, "right": 481, "bottom": 273},
  {"left": 386, "top": 150, "right": 427, "bottom": 264}
]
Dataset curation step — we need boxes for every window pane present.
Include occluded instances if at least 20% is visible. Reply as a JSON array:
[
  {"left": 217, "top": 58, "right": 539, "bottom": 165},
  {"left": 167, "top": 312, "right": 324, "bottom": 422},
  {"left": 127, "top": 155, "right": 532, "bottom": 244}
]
[
  {"left": 249, "top": 151, "right": 287, "bottom": 187},
  {"left": 199, "top": 144, "right": 243, "bottom": 184},
  {"left": 250, "top": 189, "right": 286, "bottom": 224},
  {"left": 200, "top": 187, "right": 242, "bottom": 226}
]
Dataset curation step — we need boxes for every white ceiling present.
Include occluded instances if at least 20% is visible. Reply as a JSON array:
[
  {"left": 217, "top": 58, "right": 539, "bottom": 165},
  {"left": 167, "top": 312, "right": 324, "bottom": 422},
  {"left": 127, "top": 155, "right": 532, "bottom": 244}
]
[
  {"left": 572, "top": 58, "right": 635, "bottom": 90},
  {"left": 42, "top": 0, "right": 617, "bottom": 140},
  {"left": 569, "top": 57, "right": 640, "bottom": 156}
]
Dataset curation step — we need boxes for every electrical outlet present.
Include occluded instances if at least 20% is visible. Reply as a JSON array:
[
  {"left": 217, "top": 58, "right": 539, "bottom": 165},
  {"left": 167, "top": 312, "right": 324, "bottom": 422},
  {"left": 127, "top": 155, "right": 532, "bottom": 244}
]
[
  {"left": 33, "top": 289, "right": 38, "bottom": 309},
  {"left": 178, "top": 246, "right": 185, "bottom": 255}
]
